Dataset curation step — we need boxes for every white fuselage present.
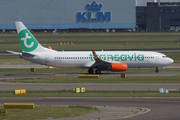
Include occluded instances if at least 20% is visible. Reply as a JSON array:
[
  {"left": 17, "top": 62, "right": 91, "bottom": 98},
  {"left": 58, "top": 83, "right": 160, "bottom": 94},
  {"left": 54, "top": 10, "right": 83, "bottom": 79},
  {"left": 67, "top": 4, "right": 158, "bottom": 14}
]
[
  {"left": 12, "top": 21, "right": 174, "bottom": 73},
  {"left": 22, "top": 49, "right": 174, "bottom": 69}
]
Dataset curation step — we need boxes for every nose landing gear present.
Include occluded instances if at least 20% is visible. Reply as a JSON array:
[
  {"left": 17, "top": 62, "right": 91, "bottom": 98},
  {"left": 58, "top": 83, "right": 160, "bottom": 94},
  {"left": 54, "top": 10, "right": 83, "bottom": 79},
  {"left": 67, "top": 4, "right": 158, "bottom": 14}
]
[{"left": 155, "top": 67, "right": 159, "bottom": 73}]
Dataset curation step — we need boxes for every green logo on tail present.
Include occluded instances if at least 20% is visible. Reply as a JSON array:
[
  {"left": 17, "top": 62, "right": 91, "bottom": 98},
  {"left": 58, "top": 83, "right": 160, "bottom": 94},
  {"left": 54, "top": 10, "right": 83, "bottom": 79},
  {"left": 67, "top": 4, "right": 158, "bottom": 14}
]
[{"left": 18, "top": 29, "right": 38, "bottom": 52}]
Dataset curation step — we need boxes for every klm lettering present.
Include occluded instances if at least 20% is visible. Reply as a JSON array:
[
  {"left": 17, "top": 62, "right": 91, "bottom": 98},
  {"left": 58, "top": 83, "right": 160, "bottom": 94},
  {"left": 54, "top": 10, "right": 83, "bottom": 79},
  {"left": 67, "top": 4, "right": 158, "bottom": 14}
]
[
  {"left": 77, "top": 1, "right": 111, "bottom": 22},
  {"left": 78, "top": 12, "right": 111, "bottom": 21}
]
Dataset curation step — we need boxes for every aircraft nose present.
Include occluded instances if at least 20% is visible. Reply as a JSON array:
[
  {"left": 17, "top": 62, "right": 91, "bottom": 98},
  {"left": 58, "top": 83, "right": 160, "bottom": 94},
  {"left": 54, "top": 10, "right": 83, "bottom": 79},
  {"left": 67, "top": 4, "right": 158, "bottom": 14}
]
[{"left": 169, "top": 58, "right": 174, "bottom": 64}]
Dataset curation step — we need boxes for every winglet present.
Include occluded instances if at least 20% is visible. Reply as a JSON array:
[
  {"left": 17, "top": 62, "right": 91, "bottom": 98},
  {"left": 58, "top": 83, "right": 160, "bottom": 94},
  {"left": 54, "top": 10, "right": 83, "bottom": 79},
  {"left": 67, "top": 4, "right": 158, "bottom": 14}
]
[
  {"left": 48, "top": 46, "right": 52, "bottom": 50},
  {"left": 92, "top": 49, "right": 100, "bottom": 61}
]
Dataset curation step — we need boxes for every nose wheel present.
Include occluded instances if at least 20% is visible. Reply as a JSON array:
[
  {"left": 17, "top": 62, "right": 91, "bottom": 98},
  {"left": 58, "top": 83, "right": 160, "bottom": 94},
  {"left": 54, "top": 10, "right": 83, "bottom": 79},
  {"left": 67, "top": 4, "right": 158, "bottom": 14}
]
[{"left": 155, "top": 67, "right": 159, "bottom": 73}]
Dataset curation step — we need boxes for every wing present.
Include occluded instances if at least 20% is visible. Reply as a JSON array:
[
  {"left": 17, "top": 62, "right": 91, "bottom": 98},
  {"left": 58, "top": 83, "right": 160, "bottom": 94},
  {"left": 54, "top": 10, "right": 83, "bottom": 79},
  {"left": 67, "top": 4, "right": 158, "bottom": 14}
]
[
  {"left": 90, "top": 49, "right": 111, "bottom": 69},
  {"left": 90, "top": 49, "right": 127, "bottom": 72}
]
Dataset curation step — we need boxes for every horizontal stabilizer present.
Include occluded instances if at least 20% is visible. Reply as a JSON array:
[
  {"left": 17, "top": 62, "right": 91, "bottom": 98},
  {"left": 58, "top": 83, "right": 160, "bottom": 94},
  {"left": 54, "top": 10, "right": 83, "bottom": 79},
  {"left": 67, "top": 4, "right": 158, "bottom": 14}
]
[
  {"left": 6, "top": 50, "right": 22, "bottom": 55},
  {"left": 7, "top": 50, "right": 36, "bottom": 58}
]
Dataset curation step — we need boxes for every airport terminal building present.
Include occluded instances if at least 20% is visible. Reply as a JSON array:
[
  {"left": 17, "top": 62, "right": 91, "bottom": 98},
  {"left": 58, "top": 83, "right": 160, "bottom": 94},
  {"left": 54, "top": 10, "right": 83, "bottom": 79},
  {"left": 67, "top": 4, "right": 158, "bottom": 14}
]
[
  {"left": 136, "top": 1, "right": 180, "bottom": 31},
  {"left": 0, "top": 0, "right": 136, "bottom": 31}
]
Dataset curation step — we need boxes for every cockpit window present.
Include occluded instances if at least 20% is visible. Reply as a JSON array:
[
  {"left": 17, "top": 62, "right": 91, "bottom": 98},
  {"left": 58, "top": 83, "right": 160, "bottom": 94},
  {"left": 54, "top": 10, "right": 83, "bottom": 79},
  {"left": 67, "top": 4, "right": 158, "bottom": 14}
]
[{"left": 162, "top": 56, "right": 167, "bottom": 58}]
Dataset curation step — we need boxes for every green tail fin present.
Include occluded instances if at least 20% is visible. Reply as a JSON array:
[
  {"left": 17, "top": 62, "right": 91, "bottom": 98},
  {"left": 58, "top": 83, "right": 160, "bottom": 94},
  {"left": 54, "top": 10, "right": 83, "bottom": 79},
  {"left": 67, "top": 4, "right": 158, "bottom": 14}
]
[{"left": 15, "top": 21, "right": 39, "bottom": 52}]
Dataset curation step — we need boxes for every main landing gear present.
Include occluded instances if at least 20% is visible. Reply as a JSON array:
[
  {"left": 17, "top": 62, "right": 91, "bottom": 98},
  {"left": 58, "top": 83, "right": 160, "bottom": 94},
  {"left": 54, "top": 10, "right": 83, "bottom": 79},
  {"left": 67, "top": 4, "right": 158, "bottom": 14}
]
[
  {"left": 88, "top": 68, "right": 101, "bottom": 74},
  {"left": 95, "top": 69, "right": 101, "bottom": 74},
  {"left": 155, "top": 67, "right": 159, "bottom": 73},
  {"left": 88, "top": 68, "right": 94, "bottom": 74}
]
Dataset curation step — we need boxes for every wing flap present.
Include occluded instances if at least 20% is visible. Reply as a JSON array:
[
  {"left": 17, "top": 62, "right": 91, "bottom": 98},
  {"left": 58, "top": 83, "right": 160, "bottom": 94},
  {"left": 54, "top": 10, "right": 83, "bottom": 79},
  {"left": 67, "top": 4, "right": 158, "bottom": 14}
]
[{"left": 90, "top": 49, "right": 127, "bottom": 71}]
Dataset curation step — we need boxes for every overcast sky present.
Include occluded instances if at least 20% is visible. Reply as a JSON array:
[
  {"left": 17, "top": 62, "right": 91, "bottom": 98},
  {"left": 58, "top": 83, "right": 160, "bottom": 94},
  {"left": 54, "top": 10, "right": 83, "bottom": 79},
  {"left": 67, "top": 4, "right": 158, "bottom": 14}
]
[{"left": 136, "top": 0, "right": 180, "bottom": 6}]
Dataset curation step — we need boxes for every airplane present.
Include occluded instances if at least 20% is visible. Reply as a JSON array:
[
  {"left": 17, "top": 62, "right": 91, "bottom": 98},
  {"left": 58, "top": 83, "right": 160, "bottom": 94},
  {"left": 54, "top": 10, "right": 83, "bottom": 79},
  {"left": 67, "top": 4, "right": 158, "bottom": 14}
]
[{"left": 7, "top": 21, "right": 174, "bottom": 74}]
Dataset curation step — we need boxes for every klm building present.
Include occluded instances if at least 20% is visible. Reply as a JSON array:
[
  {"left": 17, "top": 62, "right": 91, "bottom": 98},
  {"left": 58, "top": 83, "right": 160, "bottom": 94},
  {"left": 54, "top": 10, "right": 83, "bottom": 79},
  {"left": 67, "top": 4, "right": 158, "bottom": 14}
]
[{"left": 0, "top": 0, "right": 135, "bottom": 30}]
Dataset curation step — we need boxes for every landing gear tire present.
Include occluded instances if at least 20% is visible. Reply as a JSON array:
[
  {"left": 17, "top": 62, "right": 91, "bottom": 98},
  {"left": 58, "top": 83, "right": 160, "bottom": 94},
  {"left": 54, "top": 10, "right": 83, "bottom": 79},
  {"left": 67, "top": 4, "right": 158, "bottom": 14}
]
[
  {"left": 95, "top": 69, "right": 101, "bottom": 74},
  {"left": 155, "top": 67, "right": 159, "bottom": 73},
  {"left": 88, "top": 68, "right": 94, "bottom": 74}
]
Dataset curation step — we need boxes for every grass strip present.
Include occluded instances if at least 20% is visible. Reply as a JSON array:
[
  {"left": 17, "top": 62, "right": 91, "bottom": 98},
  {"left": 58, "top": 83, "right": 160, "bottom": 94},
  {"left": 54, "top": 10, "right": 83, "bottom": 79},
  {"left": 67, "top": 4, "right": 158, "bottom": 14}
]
[
  {"left": 2, "top": 75, "right": 180, "bottom": 83},
  {"left": 1, "top": 32, "right": 180, "bottom": 52},
  {"left": 0, "top": 90, "right": 180, "bottom": 97},
  {"left": 0, "top": 68, "right": 180, "bottom": 74},
  {"left": 0, "top": 105, "right": 98, "bottom": 120}
]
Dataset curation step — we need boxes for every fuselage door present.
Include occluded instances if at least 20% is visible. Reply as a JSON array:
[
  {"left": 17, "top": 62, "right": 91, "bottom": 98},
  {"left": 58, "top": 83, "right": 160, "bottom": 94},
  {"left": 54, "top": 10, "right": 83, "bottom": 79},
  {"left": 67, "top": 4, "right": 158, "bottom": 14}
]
[
  {"left": 45, "top": 55, "right": 49, "bottom": 63},
  {"left": 155, "top": 56, "right": 159, "bottom": 62}
]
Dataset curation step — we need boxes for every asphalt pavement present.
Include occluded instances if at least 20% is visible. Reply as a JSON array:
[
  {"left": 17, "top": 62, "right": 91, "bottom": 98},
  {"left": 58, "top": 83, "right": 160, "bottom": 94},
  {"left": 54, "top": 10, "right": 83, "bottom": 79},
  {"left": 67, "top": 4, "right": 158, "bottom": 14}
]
[{"left": 0, "top": 97, "right": 179, "bottom": 120}]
